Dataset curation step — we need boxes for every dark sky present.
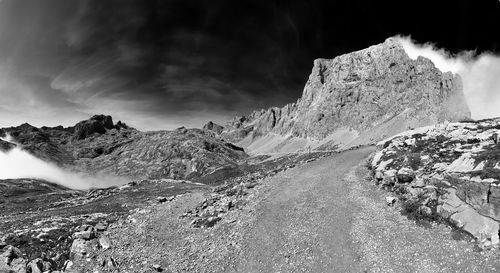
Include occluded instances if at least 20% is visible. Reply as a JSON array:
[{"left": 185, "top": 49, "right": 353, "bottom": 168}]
[{"left": 0, "top": 0, "right": 499, "bottom": 130}]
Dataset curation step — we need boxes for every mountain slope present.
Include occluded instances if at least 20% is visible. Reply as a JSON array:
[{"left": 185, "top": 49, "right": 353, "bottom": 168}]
[
  {"left": 220, "top": 37, "right": 470, "bottom": 154},
  {"left": 1, "top": 115, "right": 247, "bottom": 184}
]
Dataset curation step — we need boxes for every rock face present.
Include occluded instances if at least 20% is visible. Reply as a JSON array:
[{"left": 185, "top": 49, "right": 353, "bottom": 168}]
[
  {"left": 221, "top": 38, "right": 470, "bottom": 154},
  {"left": 78, "top": 127, "right": 248, "bottom": 180},
  {"left": 370, "top": 118, "right": 500, "bottom": 247},
  {"left": 1, "top": 115, "right": 247, "bottom": 183},
  {"left": 203, "top": 121, "right": 224, "bottom": 134}
]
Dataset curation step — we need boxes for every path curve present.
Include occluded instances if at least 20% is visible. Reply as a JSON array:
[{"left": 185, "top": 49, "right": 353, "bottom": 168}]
[{"left": 233, "top": 147, "right": 500, "bottom": 273}]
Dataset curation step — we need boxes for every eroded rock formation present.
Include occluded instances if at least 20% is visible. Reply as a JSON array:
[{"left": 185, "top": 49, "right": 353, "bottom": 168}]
[{"left": 221, "top": 38, "right": 470, "bottom": 154}]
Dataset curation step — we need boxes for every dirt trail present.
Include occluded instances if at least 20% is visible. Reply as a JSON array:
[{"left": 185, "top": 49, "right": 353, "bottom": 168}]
[
  {"left": 234, "top": 147, "right": 373, "bottom": 272},
  {"left": 72, "top": 147, "right": 500, "bottom": 272},
  {"left": 233, "top": 147, "right": 500, "bottom": 273}
]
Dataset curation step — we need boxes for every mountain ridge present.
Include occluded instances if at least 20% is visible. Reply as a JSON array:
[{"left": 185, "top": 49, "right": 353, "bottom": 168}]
[{"left": 216, "top": 37, "right": 470, "bottom": 154}]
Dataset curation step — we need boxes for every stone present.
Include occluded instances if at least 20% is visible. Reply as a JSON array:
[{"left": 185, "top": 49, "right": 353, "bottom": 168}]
[
  {"left": 99, "top": 236, "right": 112, "bottom": 250},
  {"left": 70, "top": 239, "right": 92, "bottom": 259},
  {"left": 382, "top": 169, "right": 397, "bottom": 186},
  {"left": 418, "top": 206, "right": 433, "bottom": 216},
  {"left": 27, "top": 258, "right": 44, "bottom": 273},
  {"left": 0, "top": 245, "right": 26, "bottom": 273},
  {"left": 438, "top": 188, "right": 500, "bottom": 247},
  {"left": 152, "top": 264, "right": 163, "bottom": 272},
  {"left": 396, "top": 167, "right": 415, "bottom": 183},
  {"left": 411, "top": 177, "right": 426, "bottom": 188},
  {"left": 95, "top": 222, "right": 108, "bottom": 231},
  {"left": 63, "top": 260, "right": 74, "bottom": 271},
  {"left": 385, "top": 196, "right": 397, "bottom": 206},
  {"left": 73, "top": 230, "right": 95, "bottom": 240},
  {"left": 157, "top": 196, "right": 168, "bottom": 203},
  {"left": 106, "top": 257, "right": 117, "bottom": 268}
]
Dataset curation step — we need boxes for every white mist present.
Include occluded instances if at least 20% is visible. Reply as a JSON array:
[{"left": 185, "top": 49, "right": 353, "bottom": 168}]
[
  {"left": 0, "top": 136, "right": 128, "bottom": 190},
  {"left": 396, "top": 36, "right": 500, "bottom": 120}
]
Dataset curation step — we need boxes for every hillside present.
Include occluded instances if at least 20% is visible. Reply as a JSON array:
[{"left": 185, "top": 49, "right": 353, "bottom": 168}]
[
  {"left": 217, "top": 38, "right": 470, "bottom": 154},
  {"left": 1, "top": 115, "right": 248, "bottom": 184},
  {"left": 370, "top": 118, "right": 500, "bottom": 248}
]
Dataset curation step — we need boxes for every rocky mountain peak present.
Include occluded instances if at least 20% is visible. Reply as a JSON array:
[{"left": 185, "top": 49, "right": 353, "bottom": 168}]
[
  {"left": 73, "top": 114, "right": 129, "bottom": 140},
  {"left": 220, "top": 38, "right": 470, "bottom": 154}
]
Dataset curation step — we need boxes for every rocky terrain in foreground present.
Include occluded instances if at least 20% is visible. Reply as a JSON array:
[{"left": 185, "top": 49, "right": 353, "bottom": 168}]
[
  {"left": 0, "top": 142, "right": 333, "bottom": 272},
  {"left": 215, "top": 37, "right": 470, "bottom": 154},
  {"left": 370, "top": 118, "right": 500, "bottom": 248}
]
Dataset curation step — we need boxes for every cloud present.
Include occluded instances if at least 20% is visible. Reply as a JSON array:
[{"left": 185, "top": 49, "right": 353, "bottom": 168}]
[
  {"left": 0, "top": 136, "right": 128, "bottom": 190},
  {"left": 396, "top": 36, "right": 500, "bottom": 120}
]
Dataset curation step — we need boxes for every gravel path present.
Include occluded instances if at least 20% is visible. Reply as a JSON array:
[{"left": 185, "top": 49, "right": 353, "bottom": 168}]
[
  {"left": 234, "top": 147, "right": 372, "bottom": 272},
  {"left": 233, "top": 147, "right": 500, "bottom": 272},
  {"left": 73, "top": 147, "right": 500, "bottom": 272}
]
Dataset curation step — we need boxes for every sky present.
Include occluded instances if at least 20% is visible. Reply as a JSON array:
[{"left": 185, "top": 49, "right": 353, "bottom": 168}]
[{"left": 0, "top": 0, "right": 499, "bottom": 130}]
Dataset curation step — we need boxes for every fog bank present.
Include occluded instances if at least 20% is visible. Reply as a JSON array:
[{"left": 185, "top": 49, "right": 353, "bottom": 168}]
[
  {"left": 397, "top": 36, "right": 500, "bottom": 120},
  {"left": 0, "top": 137, "right": 128, "bottom": 190}
]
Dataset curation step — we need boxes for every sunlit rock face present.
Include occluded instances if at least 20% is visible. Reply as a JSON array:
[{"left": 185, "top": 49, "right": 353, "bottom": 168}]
[
  {"left": 221, "top": 38, "right": 470, "bottom": 153},
  {"left": 370, "top": 118, "right": 500, "bottom": 247}
]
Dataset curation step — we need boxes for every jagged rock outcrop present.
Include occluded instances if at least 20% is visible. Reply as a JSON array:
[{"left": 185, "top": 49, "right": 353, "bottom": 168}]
[
  {"left": 73, "top": 114, "right": 124, "bottom": 140},
  {"left": 203, "top": 121, "right": 224, "bottom": 134},
  {"left": 370, "top": 119, "right": 500, "bottom": 247},
  {"left": 221, "top": 38, "right": 470, "bottom": 154}
]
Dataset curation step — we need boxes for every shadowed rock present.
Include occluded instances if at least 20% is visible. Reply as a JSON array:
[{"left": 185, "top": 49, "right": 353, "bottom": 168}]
[
  {"left": 0, "top": 139, "right": 15, "bottom": 152},
  {"left": 203, "top": 121, "right": 224, "bottom": 134}
]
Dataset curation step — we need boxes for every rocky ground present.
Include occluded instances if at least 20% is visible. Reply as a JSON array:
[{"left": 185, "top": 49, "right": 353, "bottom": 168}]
[
  {"left": 370, "top": 118, "right": 500, "bottom": 248},
  {"left": 36, "top": 146, "right": 500, "bottom": 273},
  {"left": 0, "top": 146, "right": 336, "bottom": 272}
]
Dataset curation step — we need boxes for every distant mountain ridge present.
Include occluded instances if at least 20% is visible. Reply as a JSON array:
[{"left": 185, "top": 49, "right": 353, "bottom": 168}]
[
  {"left": 0, "top": 115, "right": 247, "bottom": 182},
  {"left": 215, "top": 37, "right": 470, "bottom": 154}
]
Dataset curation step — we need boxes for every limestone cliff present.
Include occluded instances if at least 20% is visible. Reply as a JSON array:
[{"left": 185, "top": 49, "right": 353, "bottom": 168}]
[{"left": 221, "top": 38, "right": 470, "bottom": 154}]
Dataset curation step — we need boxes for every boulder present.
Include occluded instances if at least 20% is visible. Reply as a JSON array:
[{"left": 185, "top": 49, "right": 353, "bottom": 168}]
[
  {"left": 438, "top": 188, "right": 500, "bottom": 247},
  {"left": 0, "top": 245, "right": 26, "bottom": 273},
  {"left": 396, "top": 167, "right": 415, "bottom": 183},
  {"left": 73, "top": 115, "right": 114, "bottom": 140},
  {"left": 73, "top": 230, "right": 95, "bottom": 240},
  {"left": 27, "top": 258, "right": 43, "bottom": 273},
  {"left": 70, "top": 239, "right": 93, "bottom": 259},
  {"left": 386, "top": 196, "right": 397, "bottom": 206},
  {"left": 381, "top": 169, "right": 397, "bottom": 186},
  {"left": 203, "top": 121, "right": 224, "bottom": 134},
  {"left": 95, "top": 222, "right": 108, "bottom": 231},
  {"left": 98, "top": 236, "right": 112, "bottom": 250}
]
